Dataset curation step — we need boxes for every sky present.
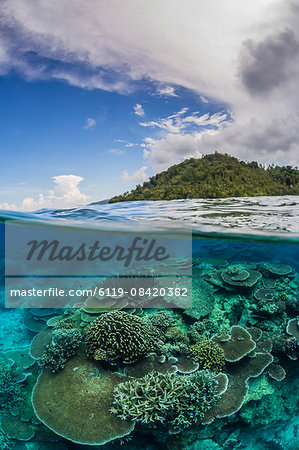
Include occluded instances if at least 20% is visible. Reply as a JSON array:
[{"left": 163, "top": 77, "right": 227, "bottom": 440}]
[{"left": 0, "top": 0, "right": 298, "bottom": 211}]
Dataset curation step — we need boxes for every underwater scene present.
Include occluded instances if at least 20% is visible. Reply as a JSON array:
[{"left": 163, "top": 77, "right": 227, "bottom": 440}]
[{"left": 0, "top": 197, "right": 298, "bottom": 450}]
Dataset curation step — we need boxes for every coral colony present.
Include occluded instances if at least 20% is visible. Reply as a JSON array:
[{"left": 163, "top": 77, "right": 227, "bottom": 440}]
[{"left": 0, "top": 260, "right": 298, "bottom": 448}]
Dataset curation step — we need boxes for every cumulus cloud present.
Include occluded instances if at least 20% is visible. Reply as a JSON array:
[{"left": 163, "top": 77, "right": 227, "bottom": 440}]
[
  {"left": 0, "top": 202, "right": 18, "bottom": 210},
  {"left": 0, "top": 175, "right": 89, "bottom": 212},
  {"left": 140, "top": 108, "right": 231, "bottom": 170},
  {"left": 134, "top": 103, "right": 145, "bottom": 117},
  {"left": 120, "top": 166, "right": 148, "bottom": 182},
  {"left": 0, "top": 0, "right": 299, "bottom": 166},
  {"left": 145, "top": 114, "right": 299, "bottom": 171},
  {"left": 83, "top": 117, "right": 96, "bottom": 129}
]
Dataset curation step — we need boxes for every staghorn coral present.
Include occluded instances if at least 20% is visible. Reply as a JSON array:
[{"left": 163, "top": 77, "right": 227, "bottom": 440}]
[
  {"left": 85, "top": 311, "right": 165, "bottom": 364},
  {"left": 189, "top": 340, "right": 225, "bottom": 373},
  {"left": 0, "top": 360, "right": 23, "bottom": 413},
  {"left": 111, "top": 370, "right": 219, "bottom": 430},
  {"left": 0, "top": 430, "right": 15, "bottom": 449},
  {"left": 39, "top": 328, "right": 82, "bottom": 372}
]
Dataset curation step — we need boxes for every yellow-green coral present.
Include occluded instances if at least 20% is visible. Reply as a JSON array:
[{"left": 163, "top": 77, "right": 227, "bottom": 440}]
[
  {"left": 189, "top": 340, "right": 225, "bottom": 373},
  {"left": 54, "top": 318, "right": 76, "bottom": 330}
]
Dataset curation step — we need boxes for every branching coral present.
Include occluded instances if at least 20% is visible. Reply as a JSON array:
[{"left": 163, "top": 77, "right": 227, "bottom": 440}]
[
  {"left": 111, "top": 370, "right": 219, "bottom": 430},
  {"left": 0, "top": 360, "right": 23, "bottom": 413},
  {"left": 189, "top": 340, "right": 225, "bottom": 373},
  {"left": 0, "top": 430, "right": 15, "bottom": 450},
  {"left": 39, "top": 328, "right": 82, "bottom": 372},
  {"left": 85, "top": 311, "right": 165, "bottom": 364},
  {"left": 54, "top": 318, "right": 76, "bottom": 330}
]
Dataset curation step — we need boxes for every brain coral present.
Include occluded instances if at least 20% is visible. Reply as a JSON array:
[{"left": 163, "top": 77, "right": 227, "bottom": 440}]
[{"left": 85, "top": 311, "right": 165, "bottom": 364}]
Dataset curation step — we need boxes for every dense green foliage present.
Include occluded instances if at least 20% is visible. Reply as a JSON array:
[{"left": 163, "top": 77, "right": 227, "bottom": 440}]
[{"left": 109, "top": 153, "right": 299, "bottom": 202}]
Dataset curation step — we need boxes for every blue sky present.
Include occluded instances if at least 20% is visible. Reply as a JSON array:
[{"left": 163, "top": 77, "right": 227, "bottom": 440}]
[
  {"left": 0, "top": 0, "right": 298, "bottom": 211},
  {"left": 0, "top": 74, "right": 229, "bottom": 208}
]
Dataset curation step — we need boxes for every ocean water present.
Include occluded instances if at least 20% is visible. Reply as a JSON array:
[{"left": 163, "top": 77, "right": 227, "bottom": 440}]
[{"left": 0, "top": 196, "right": 298, "bottom": 450}]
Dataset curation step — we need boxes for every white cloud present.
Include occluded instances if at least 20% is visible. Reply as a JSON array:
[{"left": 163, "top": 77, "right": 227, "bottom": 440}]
[
  {"left": 0, "top": 175, "right": 89, "bottom": 212},
  {"left": 156, "top": 86, "right": 177, "bottom": 97},
  {"left": 134, "top": 103, "right": 145, "bottom": 117},
  {"left": 1, "top": 0, "right": 299, "bottom": 165},
  {"left": 0, "top": 202, "right": 18, "bottom": 210},
  {"left": 200, "top": 95, "right": 209, "bottom": 104},
  {"left": 114, "top": 139, "right": 137, "bottom": 147},
  {"left": 109, "top": 148, "right": 125, "bottom": 155},
  {"left": 120, "top": 166, "right": 148, "bottom": 182},
  {"left": 140, "top": 108, "right": 230, "bottom": 135},
  {"left": 83, "top": 118, "right": 96, "bottom": 129}
]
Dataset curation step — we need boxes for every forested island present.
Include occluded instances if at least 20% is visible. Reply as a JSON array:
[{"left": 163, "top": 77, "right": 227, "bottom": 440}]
[{"left": 109, "top": 153, "right": 299, "bottom": 203}]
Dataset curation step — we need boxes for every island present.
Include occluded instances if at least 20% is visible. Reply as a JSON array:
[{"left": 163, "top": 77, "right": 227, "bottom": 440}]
[{"left": 109, "top": 153, "right": 299, "bottom": 203}]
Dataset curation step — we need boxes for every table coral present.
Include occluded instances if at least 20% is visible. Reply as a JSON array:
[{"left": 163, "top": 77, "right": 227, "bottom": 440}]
[
  {"left": 32, "top": 349, "right": 134, "bottom": 445},
  {"left": 212, "top": 326, "right": 256, "bottom": 362}
]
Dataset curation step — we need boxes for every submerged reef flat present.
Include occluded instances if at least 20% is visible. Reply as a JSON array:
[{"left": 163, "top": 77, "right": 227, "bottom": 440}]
[{"left": 0, "top": 258, "right": 298, "bottom": 449}]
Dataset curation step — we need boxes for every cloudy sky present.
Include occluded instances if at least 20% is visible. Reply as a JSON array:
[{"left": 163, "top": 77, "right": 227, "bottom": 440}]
[{"left": 0, "top": 0, "right": 298, "bottom": 211}]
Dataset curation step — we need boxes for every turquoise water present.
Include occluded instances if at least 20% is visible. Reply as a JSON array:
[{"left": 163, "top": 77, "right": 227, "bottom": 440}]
[{"left": 0, "top": 197, "right": 298, "bottom": 449}]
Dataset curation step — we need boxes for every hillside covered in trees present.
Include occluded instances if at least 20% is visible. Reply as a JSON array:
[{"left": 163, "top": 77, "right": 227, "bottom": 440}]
[{"left": 109, "top": 153, "right": 299, "bottom": 203}]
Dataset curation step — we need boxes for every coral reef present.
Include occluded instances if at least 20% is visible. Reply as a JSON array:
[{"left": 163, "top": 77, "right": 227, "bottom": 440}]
[
  {"left": 1, "top": 249, "right": 298, "bottom": 449},
  {"left": 146, "top": 310, "right": 173, "bottom": 331},
  {"left": 111, "top": 370, "right": 219, "bottom": 430},
  {"left": 286, "top": 316, "right": 299, "bottom": 344},
  {"left": 212, "top": 326, "right": 256, "bottom": 362},
  {"left": 184, "top": 268, "right": 215, "bottom": 319},
  {"left": 209, "top": 265, "right": 262, "bottom": 289},
  {"left": 54, "top": 317, "right": 76, "bottom": 329},
  {"left": 0, "top": 359, "right": 23, "bottom": 413},
  {"left": 32, "top": 350, "right": 134, "bottom": 445},
  {"left": 0, "top": 430, "right": 15, "bottom": 450},
  {"left": 39, "top": 328, "right": 82, "bottom": 372},
  {"left": 189, "top": 340, "right": 225, "bottom": 373},
  {"left": 85, "top": 311, "right": 165, "bottom": 364}
]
